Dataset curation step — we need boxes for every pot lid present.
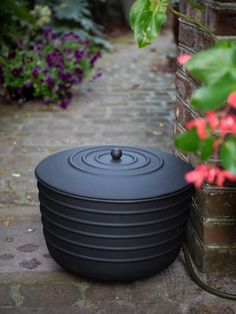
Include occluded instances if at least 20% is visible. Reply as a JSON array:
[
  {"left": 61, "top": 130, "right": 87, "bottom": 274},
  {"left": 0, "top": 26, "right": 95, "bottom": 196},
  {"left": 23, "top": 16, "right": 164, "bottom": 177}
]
[{"left": 35, "top": 145, "right": 192, "bottom": 201}]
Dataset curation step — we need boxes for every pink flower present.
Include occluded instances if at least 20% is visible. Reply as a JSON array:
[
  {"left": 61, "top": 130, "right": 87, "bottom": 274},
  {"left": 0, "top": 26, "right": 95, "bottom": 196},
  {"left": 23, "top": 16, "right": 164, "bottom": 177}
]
[
  {"left": 227, "top": 92, "right": 236, "bottom": 109},
  {"left": 177, "top": 54, "right": 192, "bottom": 65},
  {"left": 206, "top": 112, "right": 219, "bottom": 132},
  {"left": 206, "top": 166, "right": 219, "bottom": 184},
  {"left": 186, "top": 118, "right": 207, "bottom": 139},
  {"left": 186, "top": 165, "right": 236, "bottom": 188},
  {"left": 185, "top": 165, "right": 208, "bottom": 188},
  {"left": 214, "top": 169, "right": 236, "bottom": 187},
  {"left": 219, "top": 115, "right": 236, "bottom": 135},
  {"left": 223, "top": 170, "right": 236, "bottom": 181},
  {"left": 216, "top": 171, "right": 225, "bottom": 187}
]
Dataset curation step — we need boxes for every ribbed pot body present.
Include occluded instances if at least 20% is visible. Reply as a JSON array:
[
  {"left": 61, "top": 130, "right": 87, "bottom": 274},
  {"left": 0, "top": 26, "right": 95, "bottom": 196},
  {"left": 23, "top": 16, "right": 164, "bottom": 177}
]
[{"left": 38, "top": 182, "right": 192, "bottom": 281}]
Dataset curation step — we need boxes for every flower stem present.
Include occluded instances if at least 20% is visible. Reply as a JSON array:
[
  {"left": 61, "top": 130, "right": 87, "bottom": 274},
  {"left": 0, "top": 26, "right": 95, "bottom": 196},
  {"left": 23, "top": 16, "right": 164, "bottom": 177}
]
[{"left": 168, "top": 5, "right": 218, "bottom": 43}]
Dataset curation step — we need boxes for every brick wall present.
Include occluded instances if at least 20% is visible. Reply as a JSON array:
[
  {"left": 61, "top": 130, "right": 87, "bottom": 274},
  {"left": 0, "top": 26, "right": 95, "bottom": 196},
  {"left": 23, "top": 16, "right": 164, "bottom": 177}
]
[{"left": 175, "top": 0, "right": 236, "bottom": 274}]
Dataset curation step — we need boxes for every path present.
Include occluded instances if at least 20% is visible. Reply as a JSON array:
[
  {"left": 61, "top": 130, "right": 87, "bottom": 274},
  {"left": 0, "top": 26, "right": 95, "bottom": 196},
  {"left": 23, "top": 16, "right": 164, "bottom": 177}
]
[{"left": 0, "top": 31, "right": 235, "bottom": 313}]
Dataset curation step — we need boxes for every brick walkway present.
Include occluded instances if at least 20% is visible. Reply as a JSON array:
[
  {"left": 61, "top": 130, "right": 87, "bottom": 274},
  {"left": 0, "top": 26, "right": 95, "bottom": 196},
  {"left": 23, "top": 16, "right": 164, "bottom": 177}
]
[{"left": 0, "top": 31, "right": 236, "bottom": 313}]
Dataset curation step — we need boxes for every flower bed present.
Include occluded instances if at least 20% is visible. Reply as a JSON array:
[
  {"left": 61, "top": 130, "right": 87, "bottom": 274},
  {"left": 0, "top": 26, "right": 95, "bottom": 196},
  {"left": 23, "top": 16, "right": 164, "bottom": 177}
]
[{"left": 0, "top": 28, "right": 101, "bottom": 108}]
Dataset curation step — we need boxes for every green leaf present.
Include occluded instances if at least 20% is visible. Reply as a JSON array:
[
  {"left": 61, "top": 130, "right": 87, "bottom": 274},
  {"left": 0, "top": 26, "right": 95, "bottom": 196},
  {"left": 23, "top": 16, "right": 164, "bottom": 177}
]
[
  {"left": 131, "top": 0, "right": 168, "bottom": 48},
  {"left": 190, "top": 73, "right": 235, "bottom": 111},
  {"left": 130, "top": 0, "right": 146, "bottom": 30},
  {"left": 187, "top": 0, "right": 204, "bottom": 10},
  {"left": 186, "top": 47, "right": 235, "bottom": 85},
  {"left": 175, "top": 128, "right": 200, "bottom": 152},
  {"left": 150, "top": 0, "right": 169, "bottom": 12},
  {"left": 199, "top": 137, "right": 214, "bottom": 161},
  {"left": 220, "top": 136, "right": 236, "bottom": 176}
]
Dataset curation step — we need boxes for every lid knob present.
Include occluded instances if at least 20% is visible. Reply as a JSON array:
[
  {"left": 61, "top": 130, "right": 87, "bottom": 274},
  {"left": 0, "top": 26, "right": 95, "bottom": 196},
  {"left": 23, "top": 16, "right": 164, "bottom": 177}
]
[{"left": 111, "top": 148, "right": 122, "bottom": 160}]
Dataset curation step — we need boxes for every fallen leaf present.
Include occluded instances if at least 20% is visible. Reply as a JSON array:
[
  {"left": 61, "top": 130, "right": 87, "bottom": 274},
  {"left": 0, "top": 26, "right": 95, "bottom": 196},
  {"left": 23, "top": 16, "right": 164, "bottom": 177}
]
[{"left": 12, "top": 173, "right": 21, "bottom": 178}]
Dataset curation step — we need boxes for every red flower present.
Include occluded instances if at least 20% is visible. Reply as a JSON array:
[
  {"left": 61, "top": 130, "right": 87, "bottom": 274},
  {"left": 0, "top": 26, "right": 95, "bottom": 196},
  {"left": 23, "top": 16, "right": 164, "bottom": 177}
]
[
  {"left": 186, "top": 118, "right": 207, "bottom": 139},
  {"left": 185, "top": 165, "right": 208, "bottom": 188},
  {"left": 206, "top": 112, "right": 219, "bottom": 132},
  {"left": 227, "top": 92, "right": 236, "bottom": 109},
  {"left": 219, "top": 115, "right": 236, "bottom": 135},
  {"left": 186, "top": 165, "right": 236, "bottom": 188},
  {"left": 206, "top": 166, "right": 219, "bottom": 184},
  {"left": 214, "top": 169, "right": 236, "bottom": 187},
  {"left": 177, "top": 54, "right": 192, "bottom": 65}
]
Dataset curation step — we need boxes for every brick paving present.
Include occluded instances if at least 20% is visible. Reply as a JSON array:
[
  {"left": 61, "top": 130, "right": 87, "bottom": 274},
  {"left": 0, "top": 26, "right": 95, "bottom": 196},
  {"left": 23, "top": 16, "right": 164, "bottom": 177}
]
[{"left": 0, "top": 31, "right": 236, "bottom": 313}]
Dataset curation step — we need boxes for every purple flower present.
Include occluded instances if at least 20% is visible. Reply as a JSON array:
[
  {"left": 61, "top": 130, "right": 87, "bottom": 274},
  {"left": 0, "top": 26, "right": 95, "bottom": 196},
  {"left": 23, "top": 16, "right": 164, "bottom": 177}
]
[
  {"left": 42, "top": 28, "right": 57, "bottom": 41},
  {"left": 90, "top": 52, "right": 101, "bottom": 65},
  {"left": 46, "top": 76, "right": 55, "bottom": 87},
  {"left": 74, "top": 49, "right": 86, "bottom": 62},
  {"left": 44, "top": 97, "right": 52, "bottom": 105},
  {"left": 34, "top": 43, "right": 41, "bottom": 51},
  {"left": 43, "top": 67, "right": 49, "bottom": 74},
  {"left": 46, "top": 50, "right": 64, "bottom": 68},
  {"left": 59, "top": 71, "right": 74, "bottom": 82},
  {"left": 75, "top": 67, "right": 84, "bottom": 82},
  {"left": 59, "top": 98, "right": 70, "bottom": 109},
  {"left": 42, "top": 27, "right": 53, "bottom": 35},
  {"left": 63, "top": 32, "right": 80, "bottom": 42},
  {"left": 58, "top": 82, "right": 66, "bottom": 90},
  {"left": 28, "top": 44, "right": 34, "bottom": 50},
  {"left": 32, "top": 66, "right": 39, "bottom": 78},
  {"left": 25, "top": 81, "right": 33, "bottom": 88},
  {"left": 8, "top": 50, "right": 16, "bottom": 59},
  {"left": 11, "top": 67, "right": 21, "bottom": 77},
  {"left": 16, "top": 40, "right": 24, "bottom": 48},
  {"left": 15, "top": 87, "right": 22, "bottom": 95},
  {"left": 64, "top": 48, "right": 71, "bottom": 55}
]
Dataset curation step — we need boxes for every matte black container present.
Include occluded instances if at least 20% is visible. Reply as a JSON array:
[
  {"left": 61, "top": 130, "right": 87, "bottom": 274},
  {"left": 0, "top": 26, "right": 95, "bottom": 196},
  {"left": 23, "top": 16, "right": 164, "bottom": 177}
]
[{"left": 35, "top": 146, "right": 193, "bottom": 281}]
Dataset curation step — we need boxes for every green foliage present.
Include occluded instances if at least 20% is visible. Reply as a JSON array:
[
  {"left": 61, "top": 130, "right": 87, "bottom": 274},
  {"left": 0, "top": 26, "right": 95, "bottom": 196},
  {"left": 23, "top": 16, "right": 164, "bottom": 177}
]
[
  {"left": 186, "top": 44, "right": 236, "bottom": 111},
  {"left": 53, "top": 0, "right": 98, "bottom": 32},
  {"left": 0, "top": 0, "right": 35, "bottom": 44},
  {"left": 175, "top": 129, "right": 200, "bottom": 152},
  {"left": 37, "top": 0, "right": 111, "bottom": 50},
  {"left": 190, "top": 74, "right": 235, "bottom": 111},
  {"left": 186, "top": 47, "right": 235, "bottom": 85},
  {"left": 130, "top": 0, "right": 169, "bottom": 48},
  {"left": 175, "top": 129, "right": 214, "bottom": 161},
  {"left": 220, "top": 137, "right": 236, "bottom": 175},
  {"left": 131, "top": 0, "right": 236, "bottom": 182},
  {"left": 198, "top": 137, "right": 214, "bottom": 161}
]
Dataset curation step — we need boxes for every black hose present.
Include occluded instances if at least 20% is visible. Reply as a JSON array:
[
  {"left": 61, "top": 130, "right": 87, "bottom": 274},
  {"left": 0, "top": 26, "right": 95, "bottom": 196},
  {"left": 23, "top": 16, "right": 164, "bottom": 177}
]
[{"left": 182, "top": 242, "right": 236, "bottom": 301}]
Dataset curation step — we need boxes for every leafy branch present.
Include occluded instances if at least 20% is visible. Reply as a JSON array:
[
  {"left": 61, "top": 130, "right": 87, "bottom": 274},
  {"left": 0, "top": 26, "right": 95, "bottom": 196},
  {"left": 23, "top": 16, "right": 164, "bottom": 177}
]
[
  {"left": 130, "top": 0, "right": 236, "bottom": 188},
  {"left": 130, "top": 0, "right": 217, "bottom": 48}
]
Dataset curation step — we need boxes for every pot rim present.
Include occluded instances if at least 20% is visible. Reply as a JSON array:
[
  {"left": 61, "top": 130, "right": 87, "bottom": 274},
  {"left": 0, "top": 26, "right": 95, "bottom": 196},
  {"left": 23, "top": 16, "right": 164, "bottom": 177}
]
[{"left": 36, "top": 173, "right": 193, "bottom": 204}]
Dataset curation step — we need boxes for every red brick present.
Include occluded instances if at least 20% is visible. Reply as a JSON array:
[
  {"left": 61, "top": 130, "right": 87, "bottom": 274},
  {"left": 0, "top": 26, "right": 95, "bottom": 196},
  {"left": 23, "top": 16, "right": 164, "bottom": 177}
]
[{"left": 179, "top": 21, "right": 214, "bottom": 51}]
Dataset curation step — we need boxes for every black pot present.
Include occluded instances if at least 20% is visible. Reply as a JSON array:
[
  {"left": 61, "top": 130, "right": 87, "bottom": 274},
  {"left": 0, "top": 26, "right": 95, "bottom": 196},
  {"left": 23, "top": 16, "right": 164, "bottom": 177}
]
[{"left": 35, "top": 145, "right": 193, "bottom": 281}]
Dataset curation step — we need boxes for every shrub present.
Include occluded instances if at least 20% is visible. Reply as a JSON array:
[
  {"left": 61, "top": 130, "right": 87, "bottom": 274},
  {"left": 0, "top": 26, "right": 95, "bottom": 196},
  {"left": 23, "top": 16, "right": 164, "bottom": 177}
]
[{"left": 0, "top": 28, "right": 101, "bottom": 108}]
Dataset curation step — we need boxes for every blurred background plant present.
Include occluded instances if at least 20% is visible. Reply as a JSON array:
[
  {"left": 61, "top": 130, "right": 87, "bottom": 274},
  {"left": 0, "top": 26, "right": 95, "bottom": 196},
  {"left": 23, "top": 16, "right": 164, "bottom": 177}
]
[
  {"left": 0, "top": 0, "right": 35, "bottom": 46},
  {"left": 0, "top": 0, "right": 130, "bottom": 107},
  {"left": 0, "top": 28, "right": 101, "bottom": 108}
]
